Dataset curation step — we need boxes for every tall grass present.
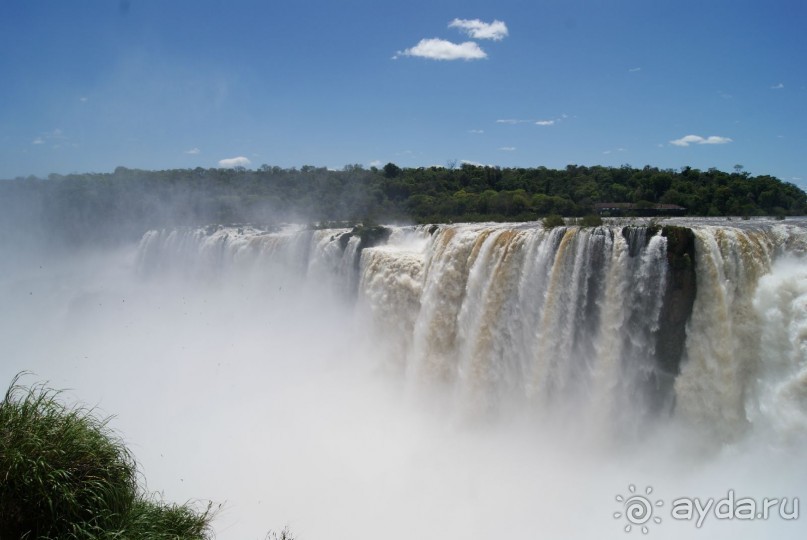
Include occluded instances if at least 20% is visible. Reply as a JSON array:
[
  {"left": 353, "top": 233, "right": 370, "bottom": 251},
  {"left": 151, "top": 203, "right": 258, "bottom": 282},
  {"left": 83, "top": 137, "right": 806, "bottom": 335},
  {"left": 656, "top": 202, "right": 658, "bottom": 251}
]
[{"left": 0, "top": 374, "right": 213, "bottom": 539}]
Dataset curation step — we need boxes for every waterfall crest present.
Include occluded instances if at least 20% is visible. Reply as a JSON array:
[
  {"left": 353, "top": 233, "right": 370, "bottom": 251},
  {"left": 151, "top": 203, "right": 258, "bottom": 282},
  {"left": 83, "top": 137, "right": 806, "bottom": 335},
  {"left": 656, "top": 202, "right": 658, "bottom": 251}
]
[{"left": 136, "top": 220, "right": 807, "bottom": 441}]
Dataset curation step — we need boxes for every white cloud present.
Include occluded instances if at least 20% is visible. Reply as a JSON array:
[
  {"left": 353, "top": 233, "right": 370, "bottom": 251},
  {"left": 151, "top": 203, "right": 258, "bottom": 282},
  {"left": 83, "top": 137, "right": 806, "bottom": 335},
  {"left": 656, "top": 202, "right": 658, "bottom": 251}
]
[
  {"left": 628, "top": 67, "right": 641, "bottom": 72},
  {"left": 670, "top": 134, "right": 733, "bottom": 147},
  {"left": 396, "top": 38, "right": 487, "bottom": 61},
  {"left": 369, "top": 160, "right": 382, "bottom": 168},
  {"left": 670, "top": 135, "right": 706, "bottom": 146},
  {"left": 32, "top": 137, "right": 44, "bottom": 145},
  {"left": 448, "top": 19, "right": 508, "bottom": 41},
  {"left": 469, "top": 129, "right": 484, "bottom": 134},
  {"left": 700, "top": 136, "right": 733, "bottom": 145},
  {"left": 497, "top": 117, "right": 564, "bottom": 126},
  {"left": 218, "top": 156, "right": 251, "bottom": 168},
  {"left": 185, "top": 148, "right": 201, "bottom": 155},
  {"left": 499, "top": 147, "right": 516, "bottom": 151},
  {"left": 771, "top": 83, "right": 784, "bottom": 90},
  {"left": 79, "top": 97, "right": 88, "bottom": 102}
]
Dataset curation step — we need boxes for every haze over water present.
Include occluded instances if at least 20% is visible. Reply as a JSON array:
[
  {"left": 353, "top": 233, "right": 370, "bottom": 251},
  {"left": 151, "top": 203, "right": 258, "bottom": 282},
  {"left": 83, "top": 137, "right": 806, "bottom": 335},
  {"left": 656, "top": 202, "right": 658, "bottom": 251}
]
[{"left": 2, "top": 218, "right": 806, "bottom": 539}]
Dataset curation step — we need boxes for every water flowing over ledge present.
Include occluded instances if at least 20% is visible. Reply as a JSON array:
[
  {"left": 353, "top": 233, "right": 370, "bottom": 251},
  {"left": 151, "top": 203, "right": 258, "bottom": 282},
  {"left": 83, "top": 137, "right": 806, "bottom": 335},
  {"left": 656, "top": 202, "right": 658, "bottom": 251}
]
[{"left": 136, "top": 219, "right": 807, "bottom": 444}]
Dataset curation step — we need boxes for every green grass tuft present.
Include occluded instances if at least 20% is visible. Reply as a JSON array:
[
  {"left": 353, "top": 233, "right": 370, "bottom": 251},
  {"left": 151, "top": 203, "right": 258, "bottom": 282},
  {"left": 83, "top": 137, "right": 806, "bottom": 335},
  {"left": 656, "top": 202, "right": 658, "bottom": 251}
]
[
  {"left": 117, "top": 498, "right": 214, "bottom": 540},
  {"left": 0, "top": 373, "right": 214, "bottom": 539}
]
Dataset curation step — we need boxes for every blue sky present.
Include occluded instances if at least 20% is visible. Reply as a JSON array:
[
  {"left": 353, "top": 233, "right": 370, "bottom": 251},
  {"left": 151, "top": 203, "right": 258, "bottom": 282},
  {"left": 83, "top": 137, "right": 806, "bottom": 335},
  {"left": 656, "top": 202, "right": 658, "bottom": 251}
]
[{"left": 1, "top": 0, "right": 805, "bottom": 188}]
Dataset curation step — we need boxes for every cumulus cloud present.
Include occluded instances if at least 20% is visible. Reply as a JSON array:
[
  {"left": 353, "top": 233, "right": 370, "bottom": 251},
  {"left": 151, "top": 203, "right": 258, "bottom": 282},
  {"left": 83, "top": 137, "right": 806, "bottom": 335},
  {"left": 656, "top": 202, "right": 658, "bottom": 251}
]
[
  {"left": 218, "top": 156, "right": 252, "bottom": 168},
  {"left": 395, "top": 38, "right": 487, "bottom": 61},
  {"left": 449, "top": 18, "right": 509, "bottom": 41},
  {"left": 771, "top": 83, "right": 784, "bottom": 90},
  {"left": 670, "top": 134, "right": 733, "bottom": 147},
  {"left": 535, "top": 120, "right": 555, "bottom": 126},
  {"left": 185, "top": 148, "right": 201, "bottom": 155}
]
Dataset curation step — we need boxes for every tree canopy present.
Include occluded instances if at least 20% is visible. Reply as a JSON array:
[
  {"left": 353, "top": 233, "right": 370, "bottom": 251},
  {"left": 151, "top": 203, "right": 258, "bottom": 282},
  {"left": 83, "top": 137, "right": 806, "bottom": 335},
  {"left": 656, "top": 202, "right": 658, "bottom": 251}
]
[{"left": 2, "top": 163, "right": 804, "bottom": 246}]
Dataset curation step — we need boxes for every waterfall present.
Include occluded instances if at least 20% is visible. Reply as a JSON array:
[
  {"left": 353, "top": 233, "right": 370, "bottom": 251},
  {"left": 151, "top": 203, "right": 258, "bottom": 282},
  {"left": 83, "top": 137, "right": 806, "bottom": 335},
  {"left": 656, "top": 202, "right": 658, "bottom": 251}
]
[
  {"left": 358, "top": 224, "right": 677, "bottom": 434},
  {"left": 135, "top": 219, "right": 807, "bottom": 442},
  {"left": 675, "top": 225, "right": 807, "bottom": 440}
]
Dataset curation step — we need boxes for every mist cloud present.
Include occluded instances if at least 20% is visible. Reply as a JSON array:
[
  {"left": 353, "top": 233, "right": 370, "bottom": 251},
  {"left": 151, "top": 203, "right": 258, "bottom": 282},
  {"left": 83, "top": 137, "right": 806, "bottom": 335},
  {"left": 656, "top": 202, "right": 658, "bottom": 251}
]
[{"left": 2, "top": 221, "right": 805, "bottom": 540}]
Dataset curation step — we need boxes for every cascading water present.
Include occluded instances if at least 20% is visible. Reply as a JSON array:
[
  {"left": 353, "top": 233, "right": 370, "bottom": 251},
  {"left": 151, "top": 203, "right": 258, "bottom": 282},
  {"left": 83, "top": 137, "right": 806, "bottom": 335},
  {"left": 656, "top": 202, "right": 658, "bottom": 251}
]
[
  {"left": 359, "top": 223, "right": 681, "bottom": 437},
  {"left": 135, "top": 219, "right": 807, "bottom": 445},
  {"left": 749, "top": 257, "right": 807, "bottom": 440},
  {"left": 676, "top": 225, "right": 807, "bottom": 441},
  {"left": 4, "top": 217, "right": 807, "bottom": 540}
]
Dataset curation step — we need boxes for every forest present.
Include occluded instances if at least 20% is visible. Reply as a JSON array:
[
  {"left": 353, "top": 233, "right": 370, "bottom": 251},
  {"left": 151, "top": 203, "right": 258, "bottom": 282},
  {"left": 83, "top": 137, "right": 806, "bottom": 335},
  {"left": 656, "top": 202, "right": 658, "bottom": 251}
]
[{"left": 1, "top": 163, "right": 805, "bottom": 246}]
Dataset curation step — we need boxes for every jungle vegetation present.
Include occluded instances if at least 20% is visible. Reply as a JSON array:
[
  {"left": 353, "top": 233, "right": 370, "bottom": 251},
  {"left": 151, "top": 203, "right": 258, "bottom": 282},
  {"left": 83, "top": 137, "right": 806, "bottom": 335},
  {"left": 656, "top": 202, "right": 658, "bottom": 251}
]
[{"left": 1, "top": 163, "right": 804, "bottom": 245}]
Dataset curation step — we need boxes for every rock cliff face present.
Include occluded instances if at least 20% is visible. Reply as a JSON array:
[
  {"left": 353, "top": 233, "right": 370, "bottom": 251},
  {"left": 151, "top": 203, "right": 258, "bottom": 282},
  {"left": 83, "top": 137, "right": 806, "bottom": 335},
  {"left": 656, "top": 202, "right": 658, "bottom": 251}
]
[
  {"left": 657, "top": 226, "right": 697, "bottom": 376},
  {"left": 637, "top": 226, "right": 698, "bottom": 413}
]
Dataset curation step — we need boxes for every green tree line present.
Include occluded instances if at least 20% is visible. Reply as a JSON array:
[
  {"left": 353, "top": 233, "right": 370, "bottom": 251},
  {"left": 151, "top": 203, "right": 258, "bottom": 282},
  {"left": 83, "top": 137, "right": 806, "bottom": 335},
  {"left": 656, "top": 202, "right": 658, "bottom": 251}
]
[{"left": 1, "top": 163, "right": 804, "bottom": 246}]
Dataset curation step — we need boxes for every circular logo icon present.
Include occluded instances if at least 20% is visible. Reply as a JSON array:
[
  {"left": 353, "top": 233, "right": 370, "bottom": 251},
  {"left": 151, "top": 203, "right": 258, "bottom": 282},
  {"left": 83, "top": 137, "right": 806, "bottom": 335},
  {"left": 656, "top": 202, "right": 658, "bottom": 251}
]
[{"left": 614, "top": 484, "right": 663, "bottom": 534}]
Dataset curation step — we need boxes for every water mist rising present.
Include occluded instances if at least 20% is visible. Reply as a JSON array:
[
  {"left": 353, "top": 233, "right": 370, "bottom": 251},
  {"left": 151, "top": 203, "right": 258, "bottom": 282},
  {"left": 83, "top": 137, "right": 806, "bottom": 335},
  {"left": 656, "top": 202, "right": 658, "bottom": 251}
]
[{"left": 2, "top": 219, "right": 806, "bottom": 539}]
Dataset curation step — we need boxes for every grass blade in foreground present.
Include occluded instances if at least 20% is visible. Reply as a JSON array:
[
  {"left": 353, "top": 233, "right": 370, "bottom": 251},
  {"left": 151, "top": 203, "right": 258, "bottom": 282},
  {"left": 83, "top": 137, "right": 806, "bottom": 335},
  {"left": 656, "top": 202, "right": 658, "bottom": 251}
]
[{"left": 0, "top": 373, "right": 214, "bottom": 539}]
